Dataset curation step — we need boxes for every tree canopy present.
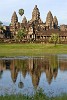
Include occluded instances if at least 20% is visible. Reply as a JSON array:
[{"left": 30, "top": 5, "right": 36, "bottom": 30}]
[
  {"left": 16, "top": 28, "right": 26, "bottom": 41},
  {"left": 49, "top": 33, "right": 59, "bottom": 46},
  {"left": 0, "top": 21, "right": 3, "bottom": 26},
  {"left": 19, "top": 9, "right": 24, "bottom": 16}
]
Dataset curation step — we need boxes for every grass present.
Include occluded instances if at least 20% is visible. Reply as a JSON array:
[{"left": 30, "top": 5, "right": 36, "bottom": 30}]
[
  {"left": 0, "top": 43, "right": 67, "bottom": 57},
  {"left": 51, "top": 94, "right": 67, "bottom": 100},
  {"left": 0, "top": 93, "right": 67, "bottom": 100}
]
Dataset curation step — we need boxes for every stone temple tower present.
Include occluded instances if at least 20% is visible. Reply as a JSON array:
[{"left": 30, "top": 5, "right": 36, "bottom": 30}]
[
  {"left": 46, "top": 11, "right": 53, "bottom": 29},
  {"left": 30, "top": 5, "right": 42, "bottom": 23},
  {"left": 10, "top": 11, "right": 18, "bottom": 37},
  {"left": 32, "top": 5, "right": 40, "bottom": 21},
  {"left": 53, "top": 16, "right": 58, "bottom": 28},
  {"left": 46, "top": 11, "right": 58, "bottom": 29},
  {"left": 22, "top": 16, "right": 27, "bottom": 24},
  {"left": 11, "top": 11, "right": 18, "bottom": 26}
]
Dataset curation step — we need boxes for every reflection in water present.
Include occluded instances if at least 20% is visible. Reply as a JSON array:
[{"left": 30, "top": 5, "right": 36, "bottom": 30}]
[
  {"left": 18, "top": 70, "right": 24, "bottom": 88},
  {"left": 0, "top": 55, "right": 67, "bottom": 96}
]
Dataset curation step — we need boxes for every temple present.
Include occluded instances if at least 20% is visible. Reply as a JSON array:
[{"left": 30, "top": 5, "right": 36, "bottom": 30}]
[{"left": 0, "top": 5, "right": 67, "bottom": 43}]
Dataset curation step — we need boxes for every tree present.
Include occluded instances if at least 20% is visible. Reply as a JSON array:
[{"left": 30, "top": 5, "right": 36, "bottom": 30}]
[
  {"left": 0, "top": 21, "right": 3, "bottom": 29},
  {"left": 19, "top": 9, "right": 24, "bottom": 16},
  {"left": 18, "top": 9, "right": 24, "bottom": 29},
  {"left": 0, "top": 21, "right": 4, "bottom": 34},
  {"left": 0, "top": 21, "right": 3, "bottom": 26},
  {"left": 49, "top": 33, "right": 59, "bottom": 46},
  {"left": 17, "top": 9, "right": 27, "bottom": 42},
  {"left": 16, "top": 28, "right": 26, "bottom": 42}
]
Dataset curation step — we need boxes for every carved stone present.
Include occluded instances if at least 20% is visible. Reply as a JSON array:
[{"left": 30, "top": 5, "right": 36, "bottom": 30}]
[
  {"left": 11, "top": 11, "right": 18, "bottom": 26},
  {"left": 32, "top": 5, "right": 40, "bottom": 21},
  {"left": 53, "top": 16, "right": 58, "bottom": 28},
  {"left": 46, "top": 11, "right": 53, "bottom": 28},
  {"left": 22, "top": 16, "right": 27, "bottom": 23}
]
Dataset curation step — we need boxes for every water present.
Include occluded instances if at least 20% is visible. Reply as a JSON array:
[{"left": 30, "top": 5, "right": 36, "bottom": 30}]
[{"left": 0, "top": 55, "right": 67, "bottom": 97}]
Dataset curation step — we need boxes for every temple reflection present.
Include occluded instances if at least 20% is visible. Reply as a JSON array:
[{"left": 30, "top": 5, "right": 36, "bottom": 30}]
[
  {"left": 0, "top": 55, "right": 67, "bottom": 88},
  {"left": 59, "top": 59, "right": 67, "bottom": 71}
]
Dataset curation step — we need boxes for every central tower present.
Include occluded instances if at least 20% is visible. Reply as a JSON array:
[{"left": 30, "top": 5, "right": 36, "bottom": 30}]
[
  {"left": 32, "top": 5, "right": 40, "bottom": 21},
  {"left": 29, "top": 5, "right": 42, "bottom": 23}
]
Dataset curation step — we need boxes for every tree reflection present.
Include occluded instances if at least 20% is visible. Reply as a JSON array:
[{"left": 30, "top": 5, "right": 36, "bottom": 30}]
[
  {"left": 0, "top": 70, "right": 3, "bottom": 79},
  {"left": 18, "top": 71, "right": 24, "bottom": 88},
  {"left": 0, "top": 60, "right": 3, "bottom": 79},
  {"left": 45, "top": 55, "right": 58, "bottom": 84}
]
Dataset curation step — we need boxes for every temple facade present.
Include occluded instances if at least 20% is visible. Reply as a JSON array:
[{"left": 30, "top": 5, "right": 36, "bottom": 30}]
[
  {"left": 9, "top": 5, "right": 59, "bottom": 42},
  {"left": 0, "top": 5, "right": 67, "bottom": 43}
]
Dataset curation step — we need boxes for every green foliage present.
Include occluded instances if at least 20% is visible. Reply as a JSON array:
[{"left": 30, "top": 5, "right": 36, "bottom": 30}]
[
  {"left": 16, "top": 28, "right": 26, "bottom": 41},
  {"left": 0, "top": 95, "right": 31, "bottom": 100},
  {"left": 19, "top": 9, "right": 24, "bottom": 16},
  {"left": 49, "top": 33, "right": 59, "bottom": 46},
  {"left": 0, "top": 21, "right": 3, "bottom": 26},
  {"left": 51, "top": 94, "right": 67, "bottom": 100},
  {"left": 9, "top": 23, "right": 11, "bottom": 26},
  {"left": 0, "top": 92, "right": 67, "bottom": 100},
  {"left": 33, "top": 88, "right": 48, "bottom": 100},
  {"left": 0, "top": 26, "right": 3, "bottom": 30},
  {"left": 0, "top": 21, "right": 3, "bottom": 30},
  {"left": 0, "top": 89, "right": 49, "bottom": 100}
]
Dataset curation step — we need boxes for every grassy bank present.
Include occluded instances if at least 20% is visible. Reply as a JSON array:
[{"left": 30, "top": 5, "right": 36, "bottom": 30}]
[
  {"left": 0, "top": 93, "right": 67, "bottom": 100},
  {"left": 0, "top": 43, "right": 67, "bottom": 57}
]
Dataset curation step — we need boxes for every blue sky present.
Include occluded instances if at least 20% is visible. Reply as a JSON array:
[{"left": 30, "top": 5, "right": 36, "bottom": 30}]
[{"left": 0, "top": 0, "right": 67, "bottom": 25}]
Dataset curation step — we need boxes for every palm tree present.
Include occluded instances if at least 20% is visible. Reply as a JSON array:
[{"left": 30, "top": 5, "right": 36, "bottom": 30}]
[
  {"left": 18, "top": 9, "right": 24, "bottom": 29},
  {"left": 19, "top": 9, "right": 24, "bottom": 16}
]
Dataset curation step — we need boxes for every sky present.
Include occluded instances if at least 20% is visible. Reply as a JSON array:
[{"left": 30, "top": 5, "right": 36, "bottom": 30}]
[{"left": 0, "top": 0, "right": 67, "bottom": 25}]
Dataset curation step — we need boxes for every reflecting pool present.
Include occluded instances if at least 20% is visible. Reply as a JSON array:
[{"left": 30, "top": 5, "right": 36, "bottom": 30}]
[{"left": 0, "top": 55, "right": 67, "bottom": 97}]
